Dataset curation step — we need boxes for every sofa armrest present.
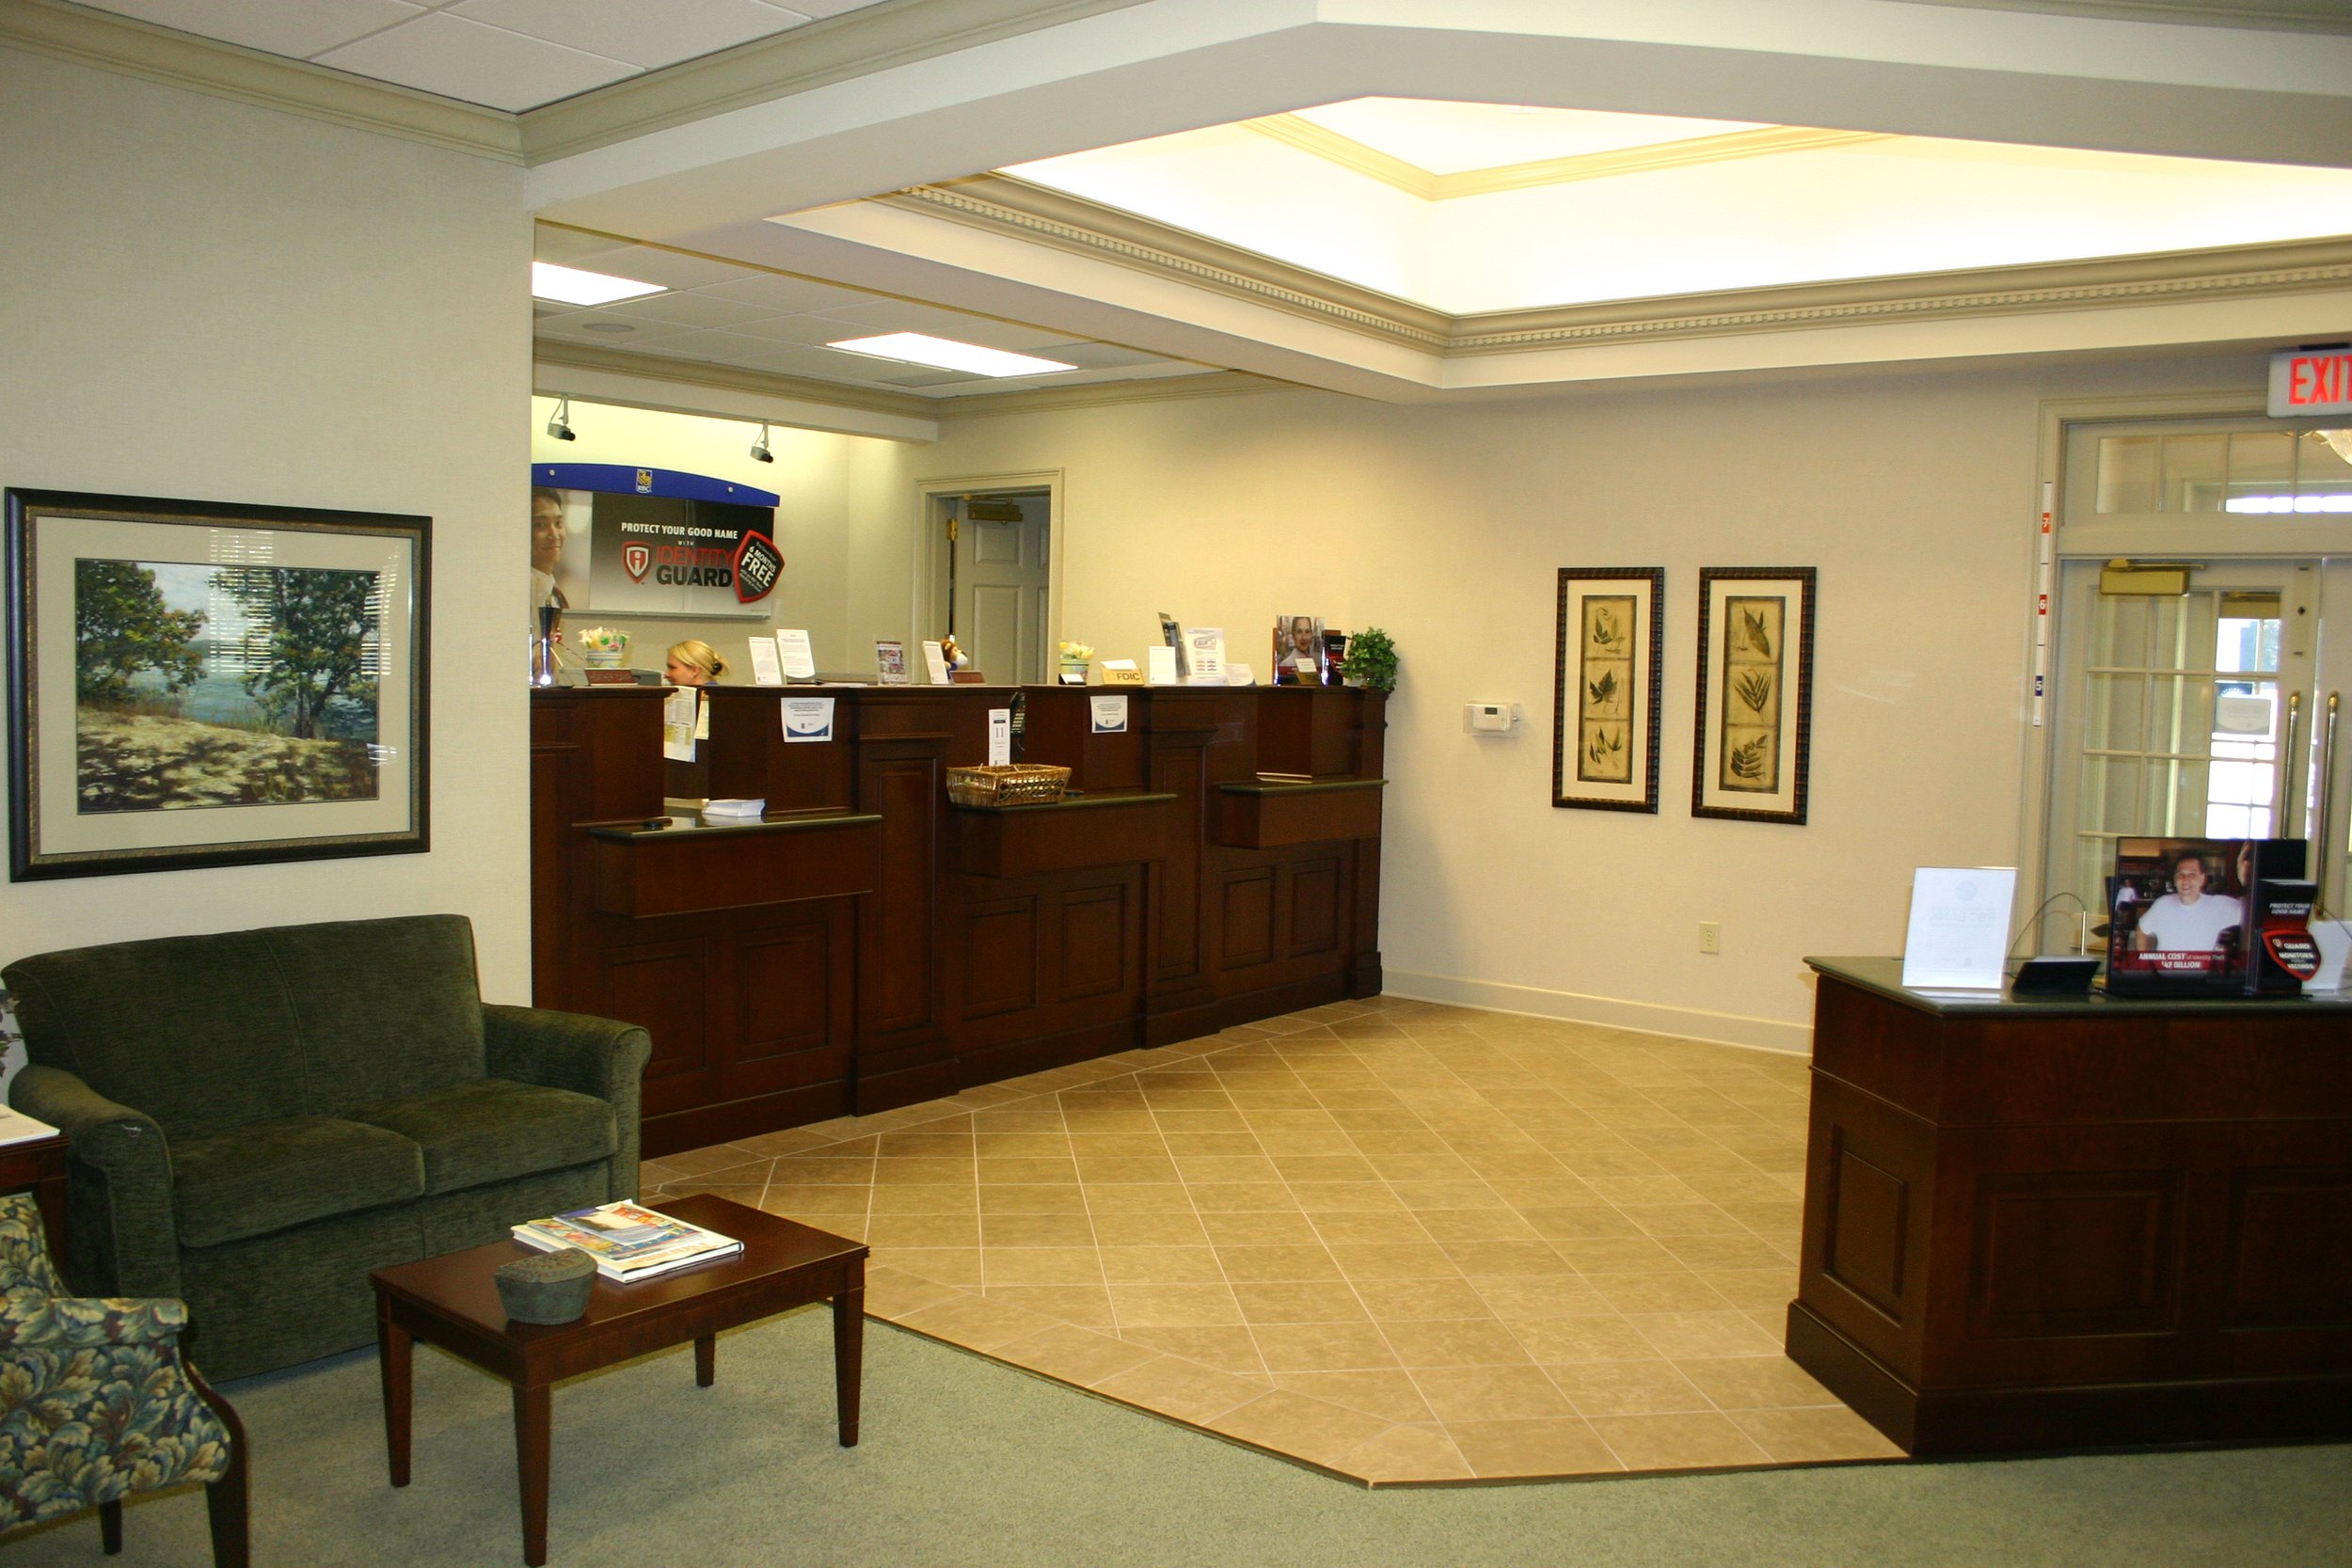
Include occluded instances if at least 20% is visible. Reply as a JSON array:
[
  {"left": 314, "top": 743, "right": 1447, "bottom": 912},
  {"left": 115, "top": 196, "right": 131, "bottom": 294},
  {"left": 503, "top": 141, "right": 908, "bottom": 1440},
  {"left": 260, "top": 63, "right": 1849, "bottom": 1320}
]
[
  {"left": 8, "top": 1065, "right": 183, "bottom": 1299},
  {"left": 482, "top": 1005, "right": 651, "bottom": 1201}
]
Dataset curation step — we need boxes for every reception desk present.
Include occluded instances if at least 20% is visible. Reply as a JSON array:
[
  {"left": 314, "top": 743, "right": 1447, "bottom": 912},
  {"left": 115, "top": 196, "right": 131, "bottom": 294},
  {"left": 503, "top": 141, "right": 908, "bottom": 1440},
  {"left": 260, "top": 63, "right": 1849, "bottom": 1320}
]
[
  {"left": 1788, "top": 958, "right": 2352, "bottom": 1454},
  {"left": 530, "top": 684, "right": 1386, "bottom": 1156}
]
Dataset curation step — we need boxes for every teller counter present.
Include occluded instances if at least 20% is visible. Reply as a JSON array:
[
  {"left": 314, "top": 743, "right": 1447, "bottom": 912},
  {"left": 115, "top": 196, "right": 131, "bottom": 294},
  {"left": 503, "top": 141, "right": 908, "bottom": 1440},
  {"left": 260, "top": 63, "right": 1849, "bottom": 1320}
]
[{"left": 531, "top": 683, "right": 1386, "bottom": 1156}]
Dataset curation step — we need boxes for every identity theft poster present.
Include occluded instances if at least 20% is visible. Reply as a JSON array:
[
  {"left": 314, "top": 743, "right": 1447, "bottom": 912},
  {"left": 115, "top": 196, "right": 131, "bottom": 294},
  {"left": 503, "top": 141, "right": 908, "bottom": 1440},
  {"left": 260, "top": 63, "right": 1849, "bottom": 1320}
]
[{"left": 531, "top": 464, "right": 783, "bottom": 620}]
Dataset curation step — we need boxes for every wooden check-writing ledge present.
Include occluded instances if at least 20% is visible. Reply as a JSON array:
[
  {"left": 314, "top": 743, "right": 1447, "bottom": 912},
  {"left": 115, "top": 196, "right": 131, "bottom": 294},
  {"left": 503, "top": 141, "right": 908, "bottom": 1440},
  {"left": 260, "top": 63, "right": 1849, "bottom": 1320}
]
[{"left": 369, "top": 1195, "right": 866, "bottom": 1566}]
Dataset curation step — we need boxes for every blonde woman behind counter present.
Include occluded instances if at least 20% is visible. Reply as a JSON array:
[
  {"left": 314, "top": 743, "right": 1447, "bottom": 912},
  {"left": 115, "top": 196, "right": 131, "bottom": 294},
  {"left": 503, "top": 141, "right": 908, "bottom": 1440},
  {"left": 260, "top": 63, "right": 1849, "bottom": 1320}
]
[{"left": 665, "top": 640, "right": 729, "bottom": 687}]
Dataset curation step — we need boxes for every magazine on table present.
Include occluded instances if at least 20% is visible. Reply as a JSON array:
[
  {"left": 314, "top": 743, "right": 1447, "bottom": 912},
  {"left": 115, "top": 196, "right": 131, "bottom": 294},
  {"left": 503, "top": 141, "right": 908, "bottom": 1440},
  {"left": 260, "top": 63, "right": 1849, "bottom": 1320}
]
[{"left": 512, "top": 1200, "right": 740, "bottom": 1281}]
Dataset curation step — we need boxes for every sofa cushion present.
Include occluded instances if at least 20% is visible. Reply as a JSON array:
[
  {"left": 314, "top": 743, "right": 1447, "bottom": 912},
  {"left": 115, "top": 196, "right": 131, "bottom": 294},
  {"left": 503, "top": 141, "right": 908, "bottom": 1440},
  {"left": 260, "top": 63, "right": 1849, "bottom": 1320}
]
[
  {"left": 264, "top": 916, "right": 487, "bottom": 1117},
  {"left": 173, "top": 1117, "right": 425, "bottom": 1249},
  {"left": 354, "top": 1079, "right": 616, "bottom": 1196},
  {"left": 4, "top": 929, "right": 306, "bottom": 1141}
]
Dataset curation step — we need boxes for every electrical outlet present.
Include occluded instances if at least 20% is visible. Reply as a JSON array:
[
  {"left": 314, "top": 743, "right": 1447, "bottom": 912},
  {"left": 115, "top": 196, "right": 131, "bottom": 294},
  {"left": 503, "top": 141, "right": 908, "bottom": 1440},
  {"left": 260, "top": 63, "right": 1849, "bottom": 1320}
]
[{"left": 1698, "top": 921, "right": 1721, "bottom": 955}]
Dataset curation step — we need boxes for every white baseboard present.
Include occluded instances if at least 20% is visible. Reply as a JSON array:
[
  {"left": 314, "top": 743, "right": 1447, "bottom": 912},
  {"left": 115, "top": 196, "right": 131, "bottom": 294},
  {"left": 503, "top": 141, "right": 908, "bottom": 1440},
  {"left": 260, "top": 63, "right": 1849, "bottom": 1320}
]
[{"left": 1381, "top": 970, "right": 1812, "bottom": 1056}]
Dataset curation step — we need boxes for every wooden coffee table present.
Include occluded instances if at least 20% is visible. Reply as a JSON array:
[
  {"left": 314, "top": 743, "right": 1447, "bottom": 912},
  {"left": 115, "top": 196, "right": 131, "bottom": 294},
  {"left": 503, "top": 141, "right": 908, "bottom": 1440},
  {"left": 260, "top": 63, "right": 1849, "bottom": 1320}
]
[{"left": 370, "top": 1194, "right": 866, "bottom": 1566}]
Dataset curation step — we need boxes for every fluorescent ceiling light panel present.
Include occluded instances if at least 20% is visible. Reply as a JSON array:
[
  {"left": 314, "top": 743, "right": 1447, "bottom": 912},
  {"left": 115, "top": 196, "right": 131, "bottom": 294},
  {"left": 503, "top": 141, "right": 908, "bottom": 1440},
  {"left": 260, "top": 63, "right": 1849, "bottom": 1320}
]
[
  {"left": 826, "top": 333, "right": 1075, "bottom": 377},
  {"left": 531, "top": 261, "right": 664, "bottom": 306}
]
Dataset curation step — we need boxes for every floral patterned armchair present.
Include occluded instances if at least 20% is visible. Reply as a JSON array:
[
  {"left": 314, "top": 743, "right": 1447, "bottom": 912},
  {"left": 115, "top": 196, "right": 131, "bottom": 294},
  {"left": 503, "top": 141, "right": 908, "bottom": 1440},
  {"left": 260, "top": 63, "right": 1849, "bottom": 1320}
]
[{"left": 0, "top": 1194, "right": 246, "bottom": 1566}]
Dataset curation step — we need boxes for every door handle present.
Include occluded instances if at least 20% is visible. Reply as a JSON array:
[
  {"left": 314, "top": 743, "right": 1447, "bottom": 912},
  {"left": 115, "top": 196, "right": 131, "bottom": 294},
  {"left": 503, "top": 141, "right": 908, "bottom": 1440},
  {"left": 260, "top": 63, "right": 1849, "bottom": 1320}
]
[
  {"left": 2278, "top": 689, "right": 2304, "bottom": 831},
  {"left": 2312, "top": 691, "right": 2340, "bottom": 873}
]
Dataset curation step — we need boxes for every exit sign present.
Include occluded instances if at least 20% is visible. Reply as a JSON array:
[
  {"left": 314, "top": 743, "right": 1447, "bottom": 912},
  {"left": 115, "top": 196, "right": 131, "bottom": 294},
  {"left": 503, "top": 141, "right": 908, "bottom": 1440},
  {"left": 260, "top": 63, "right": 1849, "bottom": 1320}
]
[{"left": 2269, "top": 345, "right": 2352, "bottom": 418}]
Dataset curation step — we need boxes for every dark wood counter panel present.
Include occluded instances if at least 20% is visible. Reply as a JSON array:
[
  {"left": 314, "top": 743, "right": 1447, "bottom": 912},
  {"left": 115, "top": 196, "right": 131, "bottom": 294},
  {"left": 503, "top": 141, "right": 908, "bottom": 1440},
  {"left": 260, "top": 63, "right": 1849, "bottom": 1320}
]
[
  {"left": 532, "top": 684, "right": 1386, "bottom": 1156},
  {"left": 1788, "top": 956, "right": 2352, "bottom": 1456}
]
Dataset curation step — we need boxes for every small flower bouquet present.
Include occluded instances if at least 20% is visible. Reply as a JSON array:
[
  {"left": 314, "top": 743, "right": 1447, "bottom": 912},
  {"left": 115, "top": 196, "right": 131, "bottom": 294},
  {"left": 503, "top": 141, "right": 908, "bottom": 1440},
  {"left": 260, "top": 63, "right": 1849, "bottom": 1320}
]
[
  {"left": 574, "top": 626, "right": 628, "bottom": 667},
  {"left": 1057, "top": 641, "right": 1095, "bottom": 661}
]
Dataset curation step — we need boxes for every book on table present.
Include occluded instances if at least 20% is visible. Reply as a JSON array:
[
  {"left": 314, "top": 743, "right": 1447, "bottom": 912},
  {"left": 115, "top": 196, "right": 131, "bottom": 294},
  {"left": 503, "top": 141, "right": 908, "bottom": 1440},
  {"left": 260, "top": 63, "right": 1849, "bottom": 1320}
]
[{"left": 512, "top": 1200, "right": 741, "bottom": 1282}]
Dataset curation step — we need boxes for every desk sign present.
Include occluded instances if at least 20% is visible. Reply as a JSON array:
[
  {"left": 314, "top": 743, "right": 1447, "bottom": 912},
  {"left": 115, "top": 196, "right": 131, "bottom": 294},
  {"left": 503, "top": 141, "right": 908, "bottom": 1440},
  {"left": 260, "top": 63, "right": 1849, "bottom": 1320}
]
[
  {"left": 1090, "top": 694, "right": 1129, "bottom": 734},
  {"left": 988, "top": 708, "right": 1012, "bottom": 765},
  {"left": 782, "top": 696, "right": 834, "bottom": 744},
  {"left": 1900, "top": 866, "right": 2017, "bottom": 990},
  {"left": 2269, "top": 345, "right": 2352, "bottom": 418}
]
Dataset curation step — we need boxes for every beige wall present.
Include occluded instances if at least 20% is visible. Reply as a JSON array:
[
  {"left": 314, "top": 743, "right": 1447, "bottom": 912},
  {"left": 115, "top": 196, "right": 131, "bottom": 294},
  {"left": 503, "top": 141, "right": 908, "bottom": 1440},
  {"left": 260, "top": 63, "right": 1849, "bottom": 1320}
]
[
  {"left": 884, "top": 356, "right": 2267, "bottom": 1048},
  {"left": 0, "top": 51, "right": 532, "bottom": 994}
]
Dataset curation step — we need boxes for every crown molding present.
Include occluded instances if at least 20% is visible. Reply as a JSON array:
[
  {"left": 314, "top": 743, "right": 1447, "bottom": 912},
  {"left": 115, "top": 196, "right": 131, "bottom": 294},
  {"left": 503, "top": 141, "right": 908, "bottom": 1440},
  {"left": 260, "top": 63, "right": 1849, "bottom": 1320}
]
[
  {"left": 884, "top": 176, "right": 1452, "bottom": 348},
  {"left": 1245, "top": 117, "right": 1894, "bottom": 200},
  {"left": 877, "top": 179, "right": 2352, "bottom": 360},
  {"left": 518, "top": 0, "right": 1148, "bottom": 165},
  {"left": 1, "top": 0, "right": 521, "bottom": 161},
  {"left": 1245, "top": 115, "right": 1437, "bottom": 198},
  {"left": 1883, "top": 0, "right": 2352, "bottom": 36},
  {"left": 1453, "top": 235, "right": 2352, "bottom": 353},
  {"left": 938, "top": 370, "right": 1280, "bottom": 420},
  {"left": 534, "top": 341, "right": 937, "bottom": 420}
]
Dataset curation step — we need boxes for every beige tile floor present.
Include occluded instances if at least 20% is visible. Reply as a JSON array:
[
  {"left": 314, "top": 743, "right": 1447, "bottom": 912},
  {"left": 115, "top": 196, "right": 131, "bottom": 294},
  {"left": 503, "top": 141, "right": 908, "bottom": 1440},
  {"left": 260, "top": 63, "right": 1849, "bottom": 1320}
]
[{"left": 641, "top": 995, "right": 1902, "bottom": 1483}]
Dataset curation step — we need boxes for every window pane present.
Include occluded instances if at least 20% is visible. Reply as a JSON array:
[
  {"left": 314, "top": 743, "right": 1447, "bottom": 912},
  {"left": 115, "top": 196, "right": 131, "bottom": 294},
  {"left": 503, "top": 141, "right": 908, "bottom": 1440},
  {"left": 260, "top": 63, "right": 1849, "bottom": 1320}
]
[
  {"left": 2083, "top": 673, "right": 2146, "bottom": 751},
  {"left": 2090, "top": 594, "right": 2149, "bottom": 667},
  {"left": 2301, "top": 429, "right": 2352, "bottom": 510},
  {"left": 2226, "top": 432, "right": 2296, "bottom": 515},
  {"left": 2145, "top": 594, "right": 2215, "bottom": 672},
  {"left": 2097, "top": 436, "right": 2160, "bottom": 513},
  {"left": 2081, "top": 756, "right": 2142, "bottom": 832},
  {"left": 2142, "top": 758, "right": 2209, "bottom": 837},
  {"left": 2146, "top": 675, "right": 2216, "bottom": 753},
  {"left": 2163, "top": 435, "right": 2226, "bottom": 513}
]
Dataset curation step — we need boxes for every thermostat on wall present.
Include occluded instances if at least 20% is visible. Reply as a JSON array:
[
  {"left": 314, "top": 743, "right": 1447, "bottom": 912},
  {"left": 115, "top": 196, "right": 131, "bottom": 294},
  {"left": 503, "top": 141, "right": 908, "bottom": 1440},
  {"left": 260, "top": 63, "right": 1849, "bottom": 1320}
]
[{"left": 1463, "top": 702, "right": 1522, "bottom": 736}]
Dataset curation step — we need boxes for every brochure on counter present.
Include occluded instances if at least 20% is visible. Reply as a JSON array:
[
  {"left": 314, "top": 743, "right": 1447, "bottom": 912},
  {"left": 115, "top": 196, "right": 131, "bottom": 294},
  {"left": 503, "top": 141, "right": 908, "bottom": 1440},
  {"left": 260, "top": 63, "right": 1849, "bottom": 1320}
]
[{"left": 513, "top": 1200, "right": 741, "bottom": 1282}]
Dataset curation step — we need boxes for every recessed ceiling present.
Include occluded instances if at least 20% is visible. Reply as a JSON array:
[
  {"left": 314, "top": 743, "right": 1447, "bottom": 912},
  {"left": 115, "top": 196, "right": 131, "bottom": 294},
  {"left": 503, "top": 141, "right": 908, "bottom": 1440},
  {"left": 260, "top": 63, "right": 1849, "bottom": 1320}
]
[
  {"left": 532, "top": 225, "right": 1209, "bottom": 400},
  {"left": 1001, "top": 98, "right": 2352, "bottom": 316}
]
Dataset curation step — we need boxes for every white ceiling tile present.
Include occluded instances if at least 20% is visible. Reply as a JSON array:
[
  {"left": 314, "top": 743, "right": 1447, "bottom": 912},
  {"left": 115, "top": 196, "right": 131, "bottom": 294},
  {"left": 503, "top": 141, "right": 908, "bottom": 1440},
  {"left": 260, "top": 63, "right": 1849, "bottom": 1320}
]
[
  {"left": 533, "top": 315, "right": 702, "bottom": 346},
  {"left": 780, "top": 0, "right": 890, "bottom": 19},
  {"left": 70, "top": 0, "right": 425, "bottom": 59},
  {"left": 578, "top": 246, "right": 758, "bottom": 290},
  {"left": 314, "top": 11, "right": 636, "bottom": 112},
  {"left": 692, "top": 274, "right": 881, "bottom": 314},
  {"left": 815, "top": 300, "right": 1083, "bottom": 353},
  {"left": 721, "top": 312, "right": 884, "bottom": 346},
  {"left": 580, "top": 293, "right": 783, "bottom": 330},
  {"left": 449, "top": 0, "right": 807, "bottom": 71},
  {"left": 1043, "top": 341, "right": 1183, "bottom": 371}
]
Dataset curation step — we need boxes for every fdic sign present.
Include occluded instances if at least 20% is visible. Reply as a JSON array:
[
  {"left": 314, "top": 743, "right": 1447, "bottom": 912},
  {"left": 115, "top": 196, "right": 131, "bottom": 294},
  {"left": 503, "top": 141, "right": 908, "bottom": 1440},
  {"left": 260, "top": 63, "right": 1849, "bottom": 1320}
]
[{"left": 2269, "top": 344, "right": 2352, "bottom": 419}]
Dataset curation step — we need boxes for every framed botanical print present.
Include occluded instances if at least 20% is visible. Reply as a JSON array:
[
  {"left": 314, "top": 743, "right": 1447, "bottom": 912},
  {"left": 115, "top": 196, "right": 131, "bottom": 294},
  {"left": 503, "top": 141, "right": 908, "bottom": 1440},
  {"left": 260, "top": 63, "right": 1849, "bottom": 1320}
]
[
  {"left": 6, "top": 488, "right": 431, "bottom": 880},
  {"left": 1692, "top": 566, "right": 1816, "bottom": 825},
  {"left": 1553, "top": 567, "right": 1663, "bottom": 813}
]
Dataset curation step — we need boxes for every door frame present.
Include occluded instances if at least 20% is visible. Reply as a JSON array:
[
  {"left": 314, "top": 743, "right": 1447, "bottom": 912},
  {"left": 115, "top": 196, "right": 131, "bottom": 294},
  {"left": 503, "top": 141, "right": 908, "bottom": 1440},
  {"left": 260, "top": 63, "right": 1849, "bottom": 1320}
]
[
  {"left": 912, "top": 469, "right": 1063, "bottom": 676},
  {"left": 2016, "top": 387, "right": 2352, "bottom": 949}
]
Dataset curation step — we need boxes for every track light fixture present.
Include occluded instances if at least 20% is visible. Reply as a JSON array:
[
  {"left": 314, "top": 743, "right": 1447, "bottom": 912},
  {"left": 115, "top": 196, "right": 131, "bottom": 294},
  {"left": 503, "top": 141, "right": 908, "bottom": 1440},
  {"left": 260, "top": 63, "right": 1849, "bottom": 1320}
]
[
  {"left": 750, "top": 422, "right": 774, "bottom": 464},
  {"left": 546, "top": 397, "right": 576, "bottom": 442}
]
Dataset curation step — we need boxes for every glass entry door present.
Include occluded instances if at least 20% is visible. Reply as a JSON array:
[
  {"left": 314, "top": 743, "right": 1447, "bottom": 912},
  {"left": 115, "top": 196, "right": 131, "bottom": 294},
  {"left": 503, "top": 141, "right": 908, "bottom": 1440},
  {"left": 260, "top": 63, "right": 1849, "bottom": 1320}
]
[{"left": 2048, "top": 557, "right": 2352, "bottom": 929}]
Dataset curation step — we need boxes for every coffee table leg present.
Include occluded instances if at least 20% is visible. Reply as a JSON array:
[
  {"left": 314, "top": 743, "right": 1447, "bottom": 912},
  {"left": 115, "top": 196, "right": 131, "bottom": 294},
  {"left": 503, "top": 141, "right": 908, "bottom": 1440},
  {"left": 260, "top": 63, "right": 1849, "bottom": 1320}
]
[
  {"left": 695, "top": 1334, "right": 715, "bottom": 1387},
  {"left": 513, "top": 1383, "right": 551, "bottom": 1567},
  {"left": 376, "top": 1305, "right": 412, "bottom": 1487},
  {"left": 833, "top": 1276, "right": 864, "bottom": 1448}
]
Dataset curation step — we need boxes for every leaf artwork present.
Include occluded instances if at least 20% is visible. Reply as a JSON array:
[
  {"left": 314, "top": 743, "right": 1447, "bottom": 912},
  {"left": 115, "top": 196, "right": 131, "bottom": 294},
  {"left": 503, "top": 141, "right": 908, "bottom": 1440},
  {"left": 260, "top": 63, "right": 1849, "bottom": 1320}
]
[
  {"left": 1590, "top": 607, "right": 1628, "bottom": 655},
  {"left": 1586, "top": 727, "right": 1624, "bottom": 767},
  {"left": 1586, "top": 668, "right": 1618, "bottom": 709},
  {"left": 1733, "top": 669, "right": 1772, "bottom": 715},
  {"left": 1728, "top": 734, "right": 1771, "bottom": 781},
  {"left": 1739, "top": 607, "right": 1772, "bottom": 658}
]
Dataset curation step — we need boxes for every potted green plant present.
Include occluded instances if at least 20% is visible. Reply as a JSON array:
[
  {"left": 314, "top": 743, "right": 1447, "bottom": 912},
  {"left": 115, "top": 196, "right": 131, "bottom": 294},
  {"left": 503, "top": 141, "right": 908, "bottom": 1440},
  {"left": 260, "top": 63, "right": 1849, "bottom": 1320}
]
[{"left": 1340, "top": 626, "right": 1397, "bottom": 692}]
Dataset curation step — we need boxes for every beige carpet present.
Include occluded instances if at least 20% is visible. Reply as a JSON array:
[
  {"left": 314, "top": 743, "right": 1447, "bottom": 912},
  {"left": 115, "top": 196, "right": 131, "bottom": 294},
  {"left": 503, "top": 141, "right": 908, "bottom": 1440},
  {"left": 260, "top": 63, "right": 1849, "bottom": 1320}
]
[{"left": 642, "top": 995, "right": 1899, "bottom": 1482}]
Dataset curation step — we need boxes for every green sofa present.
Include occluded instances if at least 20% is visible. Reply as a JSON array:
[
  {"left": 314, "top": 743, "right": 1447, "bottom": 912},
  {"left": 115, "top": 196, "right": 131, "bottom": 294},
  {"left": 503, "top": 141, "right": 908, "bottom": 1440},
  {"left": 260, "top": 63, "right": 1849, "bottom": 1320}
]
[{"left": 3, "top": 914, "right": 651, "bottom": 1381}]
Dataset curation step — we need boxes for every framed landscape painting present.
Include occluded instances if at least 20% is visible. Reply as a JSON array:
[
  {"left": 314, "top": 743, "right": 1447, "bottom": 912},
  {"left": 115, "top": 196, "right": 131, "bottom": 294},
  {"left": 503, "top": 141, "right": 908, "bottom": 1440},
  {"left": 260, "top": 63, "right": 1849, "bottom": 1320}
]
[
  {"left": 6, "top": 489, "right": 430, "bottom": 880},
  {"left": 1553, "top": 567, "right": 1663, "bottom": 813},
  {"left": 1692, "top": 566, "right": 1815, "bottom": 825}
]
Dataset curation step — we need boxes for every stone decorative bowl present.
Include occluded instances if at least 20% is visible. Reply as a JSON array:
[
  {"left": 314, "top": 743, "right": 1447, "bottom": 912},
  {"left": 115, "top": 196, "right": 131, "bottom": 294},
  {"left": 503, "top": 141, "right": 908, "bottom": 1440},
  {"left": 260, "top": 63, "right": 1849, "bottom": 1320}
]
[{"left": 495, "top": 1248, "right": 596, "bottom": 1324}]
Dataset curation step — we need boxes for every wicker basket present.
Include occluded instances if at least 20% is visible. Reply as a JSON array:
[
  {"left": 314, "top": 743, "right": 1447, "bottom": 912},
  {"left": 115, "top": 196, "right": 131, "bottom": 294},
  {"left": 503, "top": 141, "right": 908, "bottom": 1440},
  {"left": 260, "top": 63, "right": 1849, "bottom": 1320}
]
[{"left": 946, "top": 763, "right": 1071, "bottom": 808}]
